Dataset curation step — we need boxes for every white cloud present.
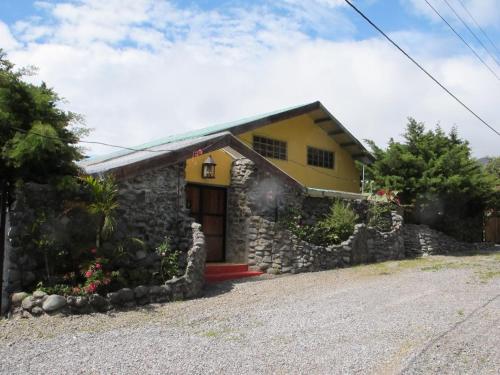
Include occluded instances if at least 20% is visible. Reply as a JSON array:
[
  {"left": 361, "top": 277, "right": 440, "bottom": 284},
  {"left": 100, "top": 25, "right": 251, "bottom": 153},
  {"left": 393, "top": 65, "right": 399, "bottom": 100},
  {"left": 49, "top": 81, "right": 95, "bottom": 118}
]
[
  {"left": 0, "top": 21, "right": 20, "bottom": 50},
  {"left": 3, "top": 0, "right": 500, "bottom": 158},
  {"left": 405, "top": 0, "right": 500, "bottom": 29}
]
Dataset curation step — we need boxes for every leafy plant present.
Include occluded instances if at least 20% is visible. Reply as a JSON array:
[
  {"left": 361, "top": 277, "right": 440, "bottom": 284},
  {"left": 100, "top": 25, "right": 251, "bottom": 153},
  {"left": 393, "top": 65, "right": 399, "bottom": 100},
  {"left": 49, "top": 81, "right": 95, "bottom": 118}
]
[
  {"left": 317, "top": 201, "right": 358, "bottom": 245},
  {"left": 367, "top": 189, "right": 400, "bottom": 231},
  {"left": 280, "top": 201, "right": 358, "bottom": 246},
  {"left": 36, "top": 281, "right": 75, "bottom": 296},
  {"left": 80, "top": 175, "right": 118, "bottom": 250},
  {"left": 155, "top": 237, "right": 179, "bottom": 282},
  {"left": 81, "top": 256, "right": 119, "bottom": 295}
]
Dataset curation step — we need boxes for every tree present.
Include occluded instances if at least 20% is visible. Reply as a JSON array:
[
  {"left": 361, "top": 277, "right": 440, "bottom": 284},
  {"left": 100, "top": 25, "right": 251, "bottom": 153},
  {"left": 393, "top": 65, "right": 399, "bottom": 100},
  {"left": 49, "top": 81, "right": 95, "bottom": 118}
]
[
  {"left": 484, "top": 157, "right": 500, "bottom": 183},
  {"left": 0, "top": 50, "right": 85, "bottom": 302},
  {"left": 366, "top": 118, "right": 498, "bottom": 242}
]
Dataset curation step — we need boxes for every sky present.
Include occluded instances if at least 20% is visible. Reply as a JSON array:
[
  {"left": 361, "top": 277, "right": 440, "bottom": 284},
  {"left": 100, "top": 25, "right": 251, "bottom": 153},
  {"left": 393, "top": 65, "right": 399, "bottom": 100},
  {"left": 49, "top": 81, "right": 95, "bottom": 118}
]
[{"left": 0, "top": 0, "right": 499, "bottom": 157}]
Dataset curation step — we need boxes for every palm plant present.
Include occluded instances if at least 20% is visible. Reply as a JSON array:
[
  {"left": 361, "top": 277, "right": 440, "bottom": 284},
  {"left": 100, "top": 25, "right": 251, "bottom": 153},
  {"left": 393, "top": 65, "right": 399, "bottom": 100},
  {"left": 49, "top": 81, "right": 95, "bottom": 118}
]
[{"left": 81, "top": 175, "right": 118, "bottom": 250}]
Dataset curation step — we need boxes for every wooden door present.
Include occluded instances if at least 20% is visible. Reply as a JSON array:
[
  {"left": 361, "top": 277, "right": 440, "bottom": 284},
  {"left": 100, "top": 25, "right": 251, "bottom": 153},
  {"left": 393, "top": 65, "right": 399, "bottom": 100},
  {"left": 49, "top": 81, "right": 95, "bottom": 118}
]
[
  {"left": 485, "top": 215, "right": 500, "bottom": 244},
  {"left": 186, "top": 185, "right": 226, "bottom": 262}
]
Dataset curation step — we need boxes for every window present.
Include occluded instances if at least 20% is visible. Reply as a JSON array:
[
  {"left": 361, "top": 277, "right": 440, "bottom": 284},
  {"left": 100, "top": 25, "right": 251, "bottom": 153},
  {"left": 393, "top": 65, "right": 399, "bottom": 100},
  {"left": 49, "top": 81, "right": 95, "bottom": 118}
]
[
  {"left": 253, "top": 135, "right": 287, "bottom": 160},
  {"left": 307, "top": 146, "right": 334, "bottom": 169}
]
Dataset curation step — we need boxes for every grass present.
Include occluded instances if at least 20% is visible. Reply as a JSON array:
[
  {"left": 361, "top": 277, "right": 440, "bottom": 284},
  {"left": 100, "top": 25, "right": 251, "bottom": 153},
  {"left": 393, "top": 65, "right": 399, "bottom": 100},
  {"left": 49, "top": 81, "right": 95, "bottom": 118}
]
[{"left": 349, "top": 250, "right": 500, "bottom": 282}]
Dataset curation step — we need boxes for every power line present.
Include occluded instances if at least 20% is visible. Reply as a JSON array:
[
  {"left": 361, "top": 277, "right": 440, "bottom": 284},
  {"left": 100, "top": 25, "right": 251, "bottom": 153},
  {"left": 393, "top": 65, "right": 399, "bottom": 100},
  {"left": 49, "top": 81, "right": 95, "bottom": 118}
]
[
  {"left": 456, "top": 0, "right": 500, "bottom": 57},
  {"left": 424, "top": 0, "right": 499, "bottom": 81},
  {"left": 441, "top": 0, "right": 500, "bottom": 67},
  {"left": 6, "top": 124, "right": 361, "bottom": 183},
  {"left": 5, "top": 125, "right": 222, "bottom": 155},
  {"left": 343, "top": 0, "right": 500, "bottom": 137}
]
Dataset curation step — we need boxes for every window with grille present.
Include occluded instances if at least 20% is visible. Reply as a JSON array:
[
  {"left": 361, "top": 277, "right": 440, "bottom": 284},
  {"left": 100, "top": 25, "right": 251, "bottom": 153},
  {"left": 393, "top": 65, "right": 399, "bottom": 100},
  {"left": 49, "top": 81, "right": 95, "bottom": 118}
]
[
  {"left": 307, "top": 146, "right": 334, "bottom": 169},
  {"left": 253, "top": 136, "right": 287, "bottom": 160}
]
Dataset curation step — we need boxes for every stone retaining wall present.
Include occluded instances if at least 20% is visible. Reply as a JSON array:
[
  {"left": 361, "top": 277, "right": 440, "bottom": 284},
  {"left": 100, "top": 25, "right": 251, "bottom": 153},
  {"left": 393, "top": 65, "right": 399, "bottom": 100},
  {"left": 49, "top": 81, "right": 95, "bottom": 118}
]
[
  {"left": 248, "top": 211, "right": 405, "bottom": 274},
  {"left": 403, "top": 224, "right": 492, "bottom": 257},
  {"left": 11, "top": 223, "right": 205, "bottom": 317}
]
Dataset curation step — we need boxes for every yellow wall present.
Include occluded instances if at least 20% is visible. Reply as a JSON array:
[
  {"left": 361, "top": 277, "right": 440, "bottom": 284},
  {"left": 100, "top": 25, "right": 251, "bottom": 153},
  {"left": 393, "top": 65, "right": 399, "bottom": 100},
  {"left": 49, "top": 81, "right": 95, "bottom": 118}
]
[
  {"left": 184, "top": 115, "right": 361, "bottom": 192},
  {"left": 185, "top": 149, "right": 234, "bottom": 186},
  {"left": 237, "top": 115, "right": 360, "bottom": 192}
]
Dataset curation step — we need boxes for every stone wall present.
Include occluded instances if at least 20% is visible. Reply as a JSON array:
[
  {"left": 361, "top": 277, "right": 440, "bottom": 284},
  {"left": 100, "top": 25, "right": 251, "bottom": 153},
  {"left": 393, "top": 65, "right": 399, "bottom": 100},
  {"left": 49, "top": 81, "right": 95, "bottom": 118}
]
[
  {"left": 10, "top": 223, "right": 205, "bottom": 317},
  {"left": 226, "top": 158, "right": 303, "bottom": 263},
  {"left": 403, "top": 224, "right": 492, "bottom": 257},
  {"left": 248, "top": 211, "right": 405, "bottom": 274},
  {"left": 114, "top": 162, "right": 193, "bottom": 253},
  {"left": 3, "top": 162, "right": 199, "bottom": 315}
]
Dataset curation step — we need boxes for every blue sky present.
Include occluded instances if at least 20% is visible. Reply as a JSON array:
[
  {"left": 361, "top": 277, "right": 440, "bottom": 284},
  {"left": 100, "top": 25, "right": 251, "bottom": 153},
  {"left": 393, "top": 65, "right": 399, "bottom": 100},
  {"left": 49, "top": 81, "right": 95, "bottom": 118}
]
[{"left": 0, "top": 0, "right": 499, "bottom": 156}]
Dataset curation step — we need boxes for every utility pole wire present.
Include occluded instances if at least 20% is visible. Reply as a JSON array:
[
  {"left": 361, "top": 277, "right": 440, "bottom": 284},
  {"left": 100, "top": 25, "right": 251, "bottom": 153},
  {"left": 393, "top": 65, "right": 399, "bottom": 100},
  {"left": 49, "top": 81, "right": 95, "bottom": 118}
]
[
  {"left": 456, "top": 0, "right": 500, "bottom": 57},
  {"left": 441, "top": 0, "right": 500, "bottom": 67},
  {"left": 342, "top": 0, "right": 500, "bottom": 137},
  {"left": 424, "top": 0, "right": 499, "bottom": 81}
]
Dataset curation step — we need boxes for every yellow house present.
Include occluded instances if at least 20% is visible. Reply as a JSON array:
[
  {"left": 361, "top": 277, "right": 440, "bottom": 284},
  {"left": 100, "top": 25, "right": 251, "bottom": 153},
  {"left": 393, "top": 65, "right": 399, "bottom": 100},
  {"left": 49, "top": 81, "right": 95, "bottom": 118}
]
[
  {"left": 83, "top": 101, "right": 373, "bottom": 269},
  {"left": 184, "top": 102, "right": 371, "bottom": 193}
]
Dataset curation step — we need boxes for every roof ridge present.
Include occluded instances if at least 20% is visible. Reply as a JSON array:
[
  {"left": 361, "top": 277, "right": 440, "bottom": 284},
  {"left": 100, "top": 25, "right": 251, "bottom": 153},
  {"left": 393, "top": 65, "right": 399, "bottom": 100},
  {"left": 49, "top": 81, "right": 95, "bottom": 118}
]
[{"left": 84, "top": 101, "right": 317, "bottom": 164}]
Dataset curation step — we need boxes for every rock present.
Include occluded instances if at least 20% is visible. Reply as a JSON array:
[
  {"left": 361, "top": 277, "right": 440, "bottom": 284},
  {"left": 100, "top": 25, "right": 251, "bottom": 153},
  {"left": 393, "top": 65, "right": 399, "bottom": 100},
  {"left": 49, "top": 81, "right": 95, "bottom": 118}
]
[
  {"left": 118, "top": 288, "right": 135, "bottom": 302},
  {"left": 66, "top": 296, "right": 77, "bottom": 306},
  {"left": 31, "top": 306, "right": 44, "bottom": 316},
  {"left": 107, "top": 292, "right": 121, "bottom": 305},
  {"left": 149, "top": 285, "right": 163, "bottom": 296},
  {"left": 11, "top": 292, "right": 29, "bottom": 306},
  {"left": 33, "top": 290, "right": 47, "bottom": 299},
  {"left": 21, "top": 296, "right": 35, "bottom": 310},
  {"left": 75, "top": 296, "right": 88, "bottom": 308},
  {"left": 134, "top": 285, "right": 149, "bottom": 299},
  {"left": 42, "top": 295, "right": 67, "bottom": 312},
  {"left": 89, "top": 294, "right": 109, "bottom": 312}
]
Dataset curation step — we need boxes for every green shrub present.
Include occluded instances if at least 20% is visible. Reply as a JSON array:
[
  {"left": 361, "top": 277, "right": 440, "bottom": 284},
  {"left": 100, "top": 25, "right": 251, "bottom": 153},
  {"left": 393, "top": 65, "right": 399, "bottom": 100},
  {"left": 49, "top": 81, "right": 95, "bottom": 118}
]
[
  {"left": 368, "top": 203, "right": 393, "bottom": 232},
  {"left": 280, "top": 200, "right": 358, "bottom": 246},
  {"left": 155, "top": 237, "right": 179, "bottom": 282},
  {"left": 317, "top": 201, "right": 358, "bottom": 245}
]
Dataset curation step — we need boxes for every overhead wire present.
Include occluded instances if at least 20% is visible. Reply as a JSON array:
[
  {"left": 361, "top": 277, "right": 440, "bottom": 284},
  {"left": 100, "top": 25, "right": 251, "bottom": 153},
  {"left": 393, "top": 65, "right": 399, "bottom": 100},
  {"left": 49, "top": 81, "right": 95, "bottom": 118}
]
[
  {"left": 423, "top": 0, "right": 499, "bottom": 81},
  {"left": 342, "top": 0, "right": 500, "bottom": 137},
  {"left": 441, "top": 0, "right": 500, "bottom": 67},
  {"left": 455, "top": 0, "right": 500, "bottom": 57},
  {"left": 5, "top": 124, "right": 362, "bottom": 183},
  {"left": 5, "top": 124, "right": 223, "bottom": 155}
]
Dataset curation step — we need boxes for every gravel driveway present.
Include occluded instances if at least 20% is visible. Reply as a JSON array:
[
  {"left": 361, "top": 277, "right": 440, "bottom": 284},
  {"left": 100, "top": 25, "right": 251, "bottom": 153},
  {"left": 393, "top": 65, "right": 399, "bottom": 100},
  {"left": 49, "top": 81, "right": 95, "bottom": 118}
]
[{"left": 1, "top": 250, "right": 499, "bottom": 375}]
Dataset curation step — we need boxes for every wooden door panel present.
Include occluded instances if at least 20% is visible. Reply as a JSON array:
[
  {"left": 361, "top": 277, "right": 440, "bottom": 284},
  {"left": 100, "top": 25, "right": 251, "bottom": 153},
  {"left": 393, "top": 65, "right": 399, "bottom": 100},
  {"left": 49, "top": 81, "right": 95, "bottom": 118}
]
[
  {"left": 201, "top": 189, "right": 225, "bottom": 214},
  {"left": 202, "top": 216, "right": 224, "bottom": 236},
  {"left": 186, "top": 184, "right": 226, "bottom": 262},
  {"left": 205, "top": 237, "right": 224, "bottom": 262}
]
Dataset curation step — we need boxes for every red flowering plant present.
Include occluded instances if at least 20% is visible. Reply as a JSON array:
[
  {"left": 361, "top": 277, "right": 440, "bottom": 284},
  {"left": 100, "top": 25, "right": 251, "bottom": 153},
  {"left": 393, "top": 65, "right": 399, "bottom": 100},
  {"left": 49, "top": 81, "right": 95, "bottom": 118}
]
[
  {"left": 368, "top": 189, "right": 401, "bottom": 206},
  {"left": 80, "top": 252, "right": 119, "bottom": 295}
]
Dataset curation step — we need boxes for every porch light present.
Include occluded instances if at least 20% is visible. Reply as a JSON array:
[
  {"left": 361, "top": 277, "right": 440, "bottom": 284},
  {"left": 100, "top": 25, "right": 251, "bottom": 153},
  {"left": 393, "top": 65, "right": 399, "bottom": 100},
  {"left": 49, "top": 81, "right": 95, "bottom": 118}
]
[{"left": 202, "top": 155, "right": 216, "bottom": 179}]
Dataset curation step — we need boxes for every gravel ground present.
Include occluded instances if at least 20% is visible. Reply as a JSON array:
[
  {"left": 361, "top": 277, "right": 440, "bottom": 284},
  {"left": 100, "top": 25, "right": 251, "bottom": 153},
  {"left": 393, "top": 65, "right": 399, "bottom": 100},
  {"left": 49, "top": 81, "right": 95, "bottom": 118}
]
[{"left": 1, "top": 250, "right": 499, "bottom": 375}]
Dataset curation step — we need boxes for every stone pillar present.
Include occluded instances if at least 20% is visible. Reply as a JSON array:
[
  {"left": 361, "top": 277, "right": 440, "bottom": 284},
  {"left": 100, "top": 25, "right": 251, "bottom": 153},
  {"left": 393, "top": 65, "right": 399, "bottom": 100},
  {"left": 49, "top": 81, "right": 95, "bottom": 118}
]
[{"left": 226, "top": 159, "right": 255, "bottom": 263}]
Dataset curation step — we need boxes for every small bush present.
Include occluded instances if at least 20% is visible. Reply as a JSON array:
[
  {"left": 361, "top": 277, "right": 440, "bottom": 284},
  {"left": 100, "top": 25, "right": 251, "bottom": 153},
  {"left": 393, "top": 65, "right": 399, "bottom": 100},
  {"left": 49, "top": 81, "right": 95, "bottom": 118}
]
[
  {"left": 280, "top": 200, "right": 358, "bottom": 246},
  {"left": 368, "top": 203, "right": 393, "bottom": 232},
  {"left": 155, "top": 237, "right": 179, "bottom": 282},
  {"left": 317, "top": 201, "right": 358, "bottom": 245}
]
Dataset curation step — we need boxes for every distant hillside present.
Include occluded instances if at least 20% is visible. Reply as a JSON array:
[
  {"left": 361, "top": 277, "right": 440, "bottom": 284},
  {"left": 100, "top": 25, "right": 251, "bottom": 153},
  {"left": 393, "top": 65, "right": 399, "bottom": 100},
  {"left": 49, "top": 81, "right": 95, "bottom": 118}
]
[{"left": 478, "top": 157, "right": 492, "bottom": 166}]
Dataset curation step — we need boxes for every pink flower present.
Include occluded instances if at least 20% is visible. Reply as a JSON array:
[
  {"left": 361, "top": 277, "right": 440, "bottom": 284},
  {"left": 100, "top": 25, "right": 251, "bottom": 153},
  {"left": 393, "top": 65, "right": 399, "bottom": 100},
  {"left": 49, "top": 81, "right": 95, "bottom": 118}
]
[
  {"left": 86, "top": 283, "right": 97, "bottom": 294},
  {"left": 95, "top": 263, "right": 102, "bottom": 270},
  {"left": 90, "top": 248, "right": 97, "bottom": 255},
  {"left": 103, "top": 278, "right": 111, "bottom": 286},
  {"left": 377, "top": 189, "right": 385, "bottom": 196},
  {"left": 85, "top": 270, "right": 93, "bottom": 278}
]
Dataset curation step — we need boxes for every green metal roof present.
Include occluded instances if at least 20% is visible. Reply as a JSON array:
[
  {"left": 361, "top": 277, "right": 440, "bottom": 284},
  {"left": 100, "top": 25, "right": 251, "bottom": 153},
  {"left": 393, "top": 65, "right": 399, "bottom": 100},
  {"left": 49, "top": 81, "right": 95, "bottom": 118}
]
[{"left": 85, "top": 102, "right": 314, "bottom": 164}]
